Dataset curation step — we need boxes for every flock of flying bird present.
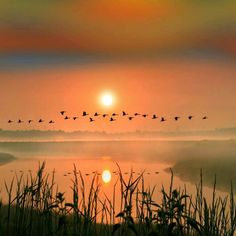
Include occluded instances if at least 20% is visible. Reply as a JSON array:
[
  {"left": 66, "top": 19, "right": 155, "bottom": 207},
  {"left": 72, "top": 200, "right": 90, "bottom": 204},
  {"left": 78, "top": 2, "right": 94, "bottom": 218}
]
[{"left": 7, "top": 110, "right": 208, "bottom": 125}]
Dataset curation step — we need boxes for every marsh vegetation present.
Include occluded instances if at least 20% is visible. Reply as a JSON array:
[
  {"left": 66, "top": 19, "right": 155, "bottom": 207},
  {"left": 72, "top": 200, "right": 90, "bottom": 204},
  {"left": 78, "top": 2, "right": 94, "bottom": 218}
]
[{"left": 0, "top": 162, "right": 236, "bottom": 236}]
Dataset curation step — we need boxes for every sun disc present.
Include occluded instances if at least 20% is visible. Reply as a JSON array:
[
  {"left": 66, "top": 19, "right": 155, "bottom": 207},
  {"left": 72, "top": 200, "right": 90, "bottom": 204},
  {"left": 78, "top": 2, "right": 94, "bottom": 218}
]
[
  {"left": 102, "top": 170, "right": 111, "bottom": 183},
  {"left": 101, "top": 94, "right": 113, "bottom": 107}
]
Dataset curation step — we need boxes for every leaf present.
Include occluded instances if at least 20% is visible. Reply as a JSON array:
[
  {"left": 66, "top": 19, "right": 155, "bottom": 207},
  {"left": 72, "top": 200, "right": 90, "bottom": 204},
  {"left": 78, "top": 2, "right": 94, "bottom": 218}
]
[
  {"left": 116, "top": 212, "right": 125, "bottom": 218},
  {"left": 177, "top": 204, "right": 184, "bottom": 212},
  {"left": 168, "top": 222, "right": 176, "bottom": 234},
  {"left": 125, "top": 205, "right": 132, "bottom": 213},
  {"left": 48, "top": 204, "right": 59, "bottom": 209},
  {"left": 157, "top": 209, "right": 166, "bottom": 218},
  {"left": 151, "top": 203, "right": 161, "bottom": 208},
  {"left": 187, "top": 218, "right": 201, "bottom": 234},
  {"left": 65, "top": 202, "right": 75, "bottom": 208},
  {"left": 180, "top": 194, "right": 189, "bottom": 200},
  {"left": 145, "top": 216, "right": 151, "bottom": 227},
  {"left": 56, "top": 192, "right": 65, "bottom": 202},
  {"left": 112, "top": 223, "right": 121, "bottom": 235},
  {"left": 142, "top": 191, "right": 148, "bottom": 196},
  {"left": 127, "top": 216, "right": 134, "bottom": 224},
  {"left": 128, "top": 224, "right": 138, "bottom": 236},
  {"left": 172, "top": 189, "right": 178, "bottom": 199}
]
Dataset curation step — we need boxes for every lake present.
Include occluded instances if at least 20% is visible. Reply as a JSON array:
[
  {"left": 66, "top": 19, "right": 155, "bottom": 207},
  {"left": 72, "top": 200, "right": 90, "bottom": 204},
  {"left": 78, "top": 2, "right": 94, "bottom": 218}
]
[{"left": 0, "top": 140, "right": 235, "bottom": 205}]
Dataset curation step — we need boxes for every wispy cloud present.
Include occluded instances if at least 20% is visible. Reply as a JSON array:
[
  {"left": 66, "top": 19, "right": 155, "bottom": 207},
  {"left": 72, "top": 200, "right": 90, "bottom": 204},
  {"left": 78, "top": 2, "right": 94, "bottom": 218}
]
[{"left": 0, "top": 1, "right": 235, "bottom": 56}]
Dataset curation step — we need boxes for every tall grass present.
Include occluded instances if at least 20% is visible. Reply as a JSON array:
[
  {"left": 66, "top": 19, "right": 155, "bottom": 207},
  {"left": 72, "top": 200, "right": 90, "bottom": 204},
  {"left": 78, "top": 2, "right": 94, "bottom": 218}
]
[{"left": 0, "top": 162, "right": 235, "bottom": 236}]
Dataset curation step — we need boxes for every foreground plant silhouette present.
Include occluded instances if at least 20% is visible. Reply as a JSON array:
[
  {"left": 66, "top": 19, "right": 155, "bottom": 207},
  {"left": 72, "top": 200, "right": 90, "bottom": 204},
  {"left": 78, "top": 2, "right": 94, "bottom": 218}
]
[{"left": 0, "top": 162, "right": 235, "bottom": 236}]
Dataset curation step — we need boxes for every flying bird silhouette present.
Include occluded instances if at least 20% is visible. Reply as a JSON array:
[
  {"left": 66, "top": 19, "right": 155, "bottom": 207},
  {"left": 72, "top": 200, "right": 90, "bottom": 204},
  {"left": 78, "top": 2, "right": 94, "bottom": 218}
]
[
  {"left": 134, "top": 113, "right": 141, "bottom": 116},
  {"left": 60, "top": 111, "right": 66, "bottom": 116},
  {"left": 103, "top": 114, "right": 108, "bottom": 118},
  {"left": 18, "top": 119, "right": 23, "bottom": 123},
  {"left": 38, "top": 119, "right": 44, "bottom": 123},
  {"left": 152, "top": 115, "right": 157, "bottom": 119},
  {"left": 112, "top": 113, "right": 118, "bottom": 116},
  {"left": 174, "top": 116, "right": 180, "bottom": 121},
  {"left": 90, "top": 117, "right": 94, "bottom": 122},
  {"left": 122, "top": 111, "right": 128, "bottom": 116},
  {"left": 142, "top": 114, "right": 148, "bottom": 118},
  {"left": 8, "top": 120, "right": 13, "bottom": 123},
  {"left": 202, "top": 116, "right": 208, "bottom": 120},
  {"left": 110, "top": 117, "right": 116, "bottom": 122},
  {"left": 94, "top": 112, "right": 100, "bottom": 116},
  {"left": 73, "top": 116, "right": 79, "bottom": 120},
  {"left": 160, "top": 117, "right": 166, "bottom": 122},
  {"left": 49, "top": 120, "right": 55, "bottom": 124},
  {"left": 128, "top": 117, "right": 134, "bottom": 120},
  {"left": 83, "top": 111, "right": 89, "bottom": 116},
  {"left": 188, "top": 116, "right": 193, "bottom": 120},
  {"left": 64, "top": 116, "right": 70, "bottom": 120},
  {"left": 28, "top": 120, "right": 33, "bottom": 123}
]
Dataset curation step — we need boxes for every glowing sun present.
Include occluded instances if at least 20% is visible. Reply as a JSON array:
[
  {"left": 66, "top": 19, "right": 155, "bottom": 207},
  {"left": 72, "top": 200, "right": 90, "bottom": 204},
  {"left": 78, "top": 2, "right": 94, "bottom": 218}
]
[
  {"left": 102, "top": 169, "right": 111, "bottom": 183},
  {"left": 101, "top": 93, "right": 114, "bottom": 107}
]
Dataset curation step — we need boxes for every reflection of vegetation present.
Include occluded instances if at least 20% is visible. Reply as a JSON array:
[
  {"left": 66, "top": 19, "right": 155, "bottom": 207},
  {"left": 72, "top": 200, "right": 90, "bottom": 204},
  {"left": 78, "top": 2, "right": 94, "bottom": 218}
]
[
  {"left": 0, "top": 152, "right": 15, "bottom": 165},
  {"left": 0, "top": 163, "right": 236, "bottom": 236},
  {"left": 172, "top": 156, "right": 236, "bottom": 192}
]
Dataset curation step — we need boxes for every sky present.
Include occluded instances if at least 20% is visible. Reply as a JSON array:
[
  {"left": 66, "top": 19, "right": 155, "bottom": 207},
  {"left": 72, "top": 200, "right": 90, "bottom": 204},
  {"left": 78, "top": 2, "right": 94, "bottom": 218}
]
[
  {"left": 0, "top": 0, "right": 235, "bottom": 132},
  {"left": 0, "top": 0, "right": 236, "bottom": 55}
]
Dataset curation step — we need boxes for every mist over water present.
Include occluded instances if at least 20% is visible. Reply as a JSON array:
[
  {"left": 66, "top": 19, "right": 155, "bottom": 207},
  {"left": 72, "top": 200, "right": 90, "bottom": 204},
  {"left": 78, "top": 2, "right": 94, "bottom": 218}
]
[{"left": 0, "top": 140, "right": 236, "bottom": 194}]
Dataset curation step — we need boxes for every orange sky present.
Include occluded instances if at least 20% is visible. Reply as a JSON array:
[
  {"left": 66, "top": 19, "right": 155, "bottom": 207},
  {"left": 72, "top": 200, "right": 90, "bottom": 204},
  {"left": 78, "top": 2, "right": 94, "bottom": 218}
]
[
  {"left": 0, "top": 1, "right": 235, "bottom": 132},
  {"left": 0, "top": 58, "right": 235, "bottom": 132}
]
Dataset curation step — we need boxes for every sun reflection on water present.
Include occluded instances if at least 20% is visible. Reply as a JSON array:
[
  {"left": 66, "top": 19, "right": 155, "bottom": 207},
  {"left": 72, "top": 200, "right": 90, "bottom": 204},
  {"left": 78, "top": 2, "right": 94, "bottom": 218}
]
[{"left": 102, "top": 169, "right": 112, "bottom": 183}]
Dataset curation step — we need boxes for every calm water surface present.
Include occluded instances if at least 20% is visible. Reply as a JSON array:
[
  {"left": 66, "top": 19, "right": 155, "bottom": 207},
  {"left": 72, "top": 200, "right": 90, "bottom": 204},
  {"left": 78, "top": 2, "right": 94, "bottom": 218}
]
[{"left": 0, "top": 140, "right": 236, "bottom": 203}]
